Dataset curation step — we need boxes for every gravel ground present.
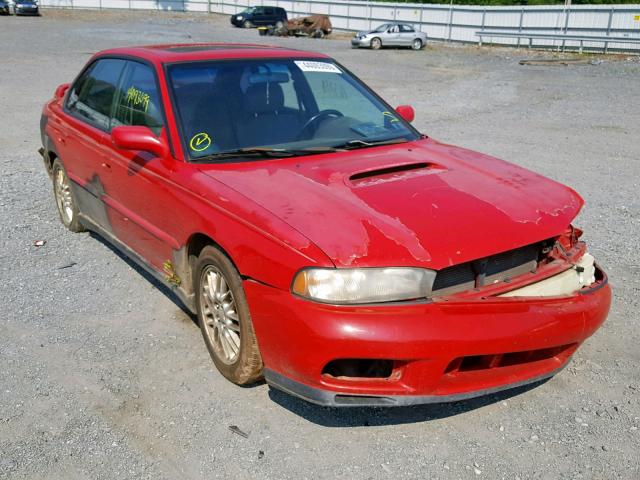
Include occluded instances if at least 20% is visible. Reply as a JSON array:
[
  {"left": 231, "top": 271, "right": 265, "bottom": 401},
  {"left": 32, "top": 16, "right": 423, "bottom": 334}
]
[{"left": 1, "top": 9, "right": 639, "bottom": 480}]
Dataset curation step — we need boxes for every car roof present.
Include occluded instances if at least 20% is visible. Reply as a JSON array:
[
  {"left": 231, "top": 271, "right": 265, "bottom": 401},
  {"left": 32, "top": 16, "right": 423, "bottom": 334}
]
[{"left": 95, "top": 43, "right": 329, "bottom": 64}]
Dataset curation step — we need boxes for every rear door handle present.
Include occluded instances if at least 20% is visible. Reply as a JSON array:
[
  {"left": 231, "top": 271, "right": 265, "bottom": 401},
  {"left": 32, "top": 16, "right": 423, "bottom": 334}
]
[{"left": 101, "top": 162, "right": 111, "bottom": 171}]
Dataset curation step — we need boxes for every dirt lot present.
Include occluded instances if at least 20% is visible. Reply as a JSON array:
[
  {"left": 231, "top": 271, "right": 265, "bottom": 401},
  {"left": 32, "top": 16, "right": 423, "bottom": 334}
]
[{"left": 1, "top": 9, "right": 639, "bottom": 480}]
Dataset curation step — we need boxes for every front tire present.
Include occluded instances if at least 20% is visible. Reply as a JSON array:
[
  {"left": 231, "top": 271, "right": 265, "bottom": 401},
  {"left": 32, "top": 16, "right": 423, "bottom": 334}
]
[
  {"left": 195, "top": 246, "right": 263, "bottom": 385},
  {"left": 52, "top": 159, "right": 84, "bottom": 233},
  {"left": 243, "top": 20, "right": 252, "bottom": 28},
  {"left": 370, "top": 37, "right": 382, "bottom": 50}
]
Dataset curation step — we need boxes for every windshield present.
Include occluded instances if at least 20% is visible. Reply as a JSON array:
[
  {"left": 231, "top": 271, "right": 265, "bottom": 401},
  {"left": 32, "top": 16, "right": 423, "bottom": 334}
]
[
  {"left": 168, "top": 59, "right": 419, "bottom": 161},
  {"left": 240, "top": 7, "right": 254, "bottom": 14}
]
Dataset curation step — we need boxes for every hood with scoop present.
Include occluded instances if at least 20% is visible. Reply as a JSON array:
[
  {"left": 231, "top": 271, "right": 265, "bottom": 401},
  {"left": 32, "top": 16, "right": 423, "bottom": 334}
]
[{"left": 199, "top": 137, "right": 583, "bottom": 270}]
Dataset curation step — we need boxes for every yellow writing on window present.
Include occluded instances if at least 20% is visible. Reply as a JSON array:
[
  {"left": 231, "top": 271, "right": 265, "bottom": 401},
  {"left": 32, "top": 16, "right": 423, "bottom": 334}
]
[
  {"left": 383, "top": 111, "right": 399, "bottom": 122},
  {"left": 126, "top": 86, "right": 150, "bottom": 112}
]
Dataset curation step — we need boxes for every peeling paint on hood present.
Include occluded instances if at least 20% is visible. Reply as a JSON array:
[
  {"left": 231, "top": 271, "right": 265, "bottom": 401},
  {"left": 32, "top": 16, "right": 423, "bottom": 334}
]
[{"left": 199, "top": 138, "right": 583, "bottom": 270}]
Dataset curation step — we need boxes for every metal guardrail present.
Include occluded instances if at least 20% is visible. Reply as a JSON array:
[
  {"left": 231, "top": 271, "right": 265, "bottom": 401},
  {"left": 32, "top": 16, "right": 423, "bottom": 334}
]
[
  {"left": 476, "top": 30, "right": 640, "bottom": 54},
  {"left": 37, "top": 0, "right": 640, "bottom": 53}
]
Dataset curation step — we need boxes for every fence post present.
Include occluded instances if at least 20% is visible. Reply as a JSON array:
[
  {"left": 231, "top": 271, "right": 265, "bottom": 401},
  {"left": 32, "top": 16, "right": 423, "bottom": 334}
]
[
  {"left": 562, "top": 6, "right": 571, "bottom": 52},
  {"left": 447, "top": 4, "right": 453, "bottom": 42},
  {"left": 479, "top": 8, "right": 486, "bottom": 46},
  {"left": 517, "top": 8, "right": 524, "bottom": 48},
  {"left": 604, "top": 7, "right": 614, "bottom": 53}
]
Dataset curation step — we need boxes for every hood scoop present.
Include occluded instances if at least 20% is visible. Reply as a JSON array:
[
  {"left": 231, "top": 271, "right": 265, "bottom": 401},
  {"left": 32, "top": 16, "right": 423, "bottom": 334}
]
[{"left": 348, "top": 162, "right": 442, "bottom": 187}]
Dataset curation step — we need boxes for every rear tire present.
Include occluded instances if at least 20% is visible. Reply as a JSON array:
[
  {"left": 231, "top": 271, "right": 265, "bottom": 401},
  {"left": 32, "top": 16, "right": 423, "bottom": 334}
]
[
  {"left": 370, "top": 37, "right": 382, "bottom": 50},
  {"left": 411, "top": 38, "right": 423, "bottom": 50},
  {"left": 275, "top": 20, "right": 284, "bottom": 29},
  {"left": 52, "top": 159, "right": 84, "bottom": 233},
  {"left": 195, "top": 246, "right": 263, "bottom": 385}
]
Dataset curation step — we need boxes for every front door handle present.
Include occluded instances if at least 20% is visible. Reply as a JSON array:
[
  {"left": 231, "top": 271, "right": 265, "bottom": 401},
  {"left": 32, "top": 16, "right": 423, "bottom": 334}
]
[{"left": 101, "top": 162, "right": 111, "bottom": 171}]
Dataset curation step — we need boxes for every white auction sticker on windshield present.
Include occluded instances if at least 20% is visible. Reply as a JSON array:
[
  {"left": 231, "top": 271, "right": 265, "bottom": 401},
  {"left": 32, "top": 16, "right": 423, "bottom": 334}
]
[{"left": 294, "top": 61, "right": 342, "bottom": 74}]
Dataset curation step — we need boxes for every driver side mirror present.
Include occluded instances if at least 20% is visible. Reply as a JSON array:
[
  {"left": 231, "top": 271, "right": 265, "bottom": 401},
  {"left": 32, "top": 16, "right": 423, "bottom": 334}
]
[
  {"left": 395, "top": 105, "right": 415, "bottom": 123},
  {"left": 111, "top": 126, "right": 170, "bottom": 159}
]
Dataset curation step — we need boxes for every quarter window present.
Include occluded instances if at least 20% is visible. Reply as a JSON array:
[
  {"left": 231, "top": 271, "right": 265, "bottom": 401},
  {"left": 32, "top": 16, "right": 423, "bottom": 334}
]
[
  {"left": 112, "top": 61, "right": 164, "bottom": 135},
  {"left": 66, "top": 58, "right": 126, "bottom": 131}
]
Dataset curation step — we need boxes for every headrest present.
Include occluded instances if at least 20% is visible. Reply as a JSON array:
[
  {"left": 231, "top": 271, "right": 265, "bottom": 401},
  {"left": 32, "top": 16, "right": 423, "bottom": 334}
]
[{"left": 244, "top": 83, "right": 285, "bottom": 115}]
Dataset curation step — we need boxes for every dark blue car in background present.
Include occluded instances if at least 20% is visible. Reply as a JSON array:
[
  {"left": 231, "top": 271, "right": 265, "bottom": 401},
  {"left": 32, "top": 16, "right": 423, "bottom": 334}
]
[{"left": 230, "top": 6, "right": 287, "bottom": 29}]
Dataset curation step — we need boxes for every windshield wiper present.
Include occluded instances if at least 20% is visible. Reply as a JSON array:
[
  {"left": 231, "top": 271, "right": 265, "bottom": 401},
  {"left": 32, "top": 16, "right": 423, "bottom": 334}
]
[
  {"left": 191, "top": 146, "right": 339, "bottom": 163},
  {"left": 190, "top": 139, "right": 408, "bottom": 163},
  {"left": 334, "top": 138, "right": 409, "bottom": 150}
]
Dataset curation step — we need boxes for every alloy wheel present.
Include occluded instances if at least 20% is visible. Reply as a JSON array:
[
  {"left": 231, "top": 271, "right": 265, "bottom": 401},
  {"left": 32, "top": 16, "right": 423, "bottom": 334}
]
[
  {"left": 200, "top": 266, "right": 241, "bottom": 365},
  {"left": 54, "top": 167, "right": 74, "bottom": 225}
]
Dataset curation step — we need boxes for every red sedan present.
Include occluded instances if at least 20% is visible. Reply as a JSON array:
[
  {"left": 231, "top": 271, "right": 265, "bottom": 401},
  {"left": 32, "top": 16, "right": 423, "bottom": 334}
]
[{"left": 40, "top": 44, "right": 611, "bottom": 407}]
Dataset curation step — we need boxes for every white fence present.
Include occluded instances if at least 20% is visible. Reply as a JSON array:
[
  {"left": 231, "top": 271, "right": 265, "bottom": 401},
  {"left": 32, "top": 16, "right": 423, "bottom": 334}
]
[{"left": 39, "top": 0, "right": 640, "bottom": 52}]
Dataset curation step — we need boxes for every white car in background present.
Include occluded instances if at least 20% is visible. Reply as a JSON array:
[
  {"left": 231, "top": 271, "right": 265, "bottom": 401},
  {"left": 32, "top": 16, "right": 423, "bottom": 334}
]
[{"left": 351, "top": 23, "right": 427, "bottom": 50}]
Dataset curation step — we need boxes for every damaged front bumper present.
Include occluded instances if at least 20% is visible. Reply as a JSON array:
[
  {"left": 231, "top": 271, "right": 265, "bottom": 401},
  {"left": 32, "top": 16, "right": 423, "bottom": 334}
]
[{"left": 245, "top": 262, "right": 611, "bottom": 407}]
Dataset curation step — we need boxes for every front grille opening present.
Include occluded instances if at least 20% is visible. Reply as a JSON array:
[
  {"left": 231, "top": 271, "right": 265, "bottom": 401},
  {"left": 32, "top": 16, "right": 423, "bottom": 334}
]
[
  {"left": 432, "top": 241, "right": 547, "bottom": 296},
  {"left": 322, "top": 359, "right": 394, "bottom": 379},
  {"left": 445, "top": 343, "right": 577, "bottom": 374}
]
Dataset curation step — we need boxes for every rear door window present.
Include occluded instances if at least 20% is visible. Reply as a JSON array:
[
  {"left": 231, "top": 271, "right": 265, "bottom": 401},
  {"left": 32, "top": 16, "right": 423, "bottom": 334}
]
[
  {"left": 111, "top": 61, "right": 164, "bottom": 135},
  {"left": 66, "top": 58, "right": 127, "bottom": 131}
]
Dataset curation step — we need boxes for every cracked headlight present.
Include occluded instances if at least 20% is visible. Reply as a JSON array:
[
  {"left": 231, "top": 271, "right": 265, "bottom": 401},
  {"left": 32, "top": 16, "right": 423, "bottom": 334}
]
[{"left": 292, "top": 267, "right": 436, "bottom": 304}]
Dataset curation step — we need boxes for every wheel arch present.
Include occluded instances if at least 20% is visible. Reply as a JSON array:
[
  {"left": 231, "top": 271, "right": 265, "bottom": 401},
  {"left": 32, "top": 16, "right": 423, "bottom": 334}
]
[
  {"left": 177, "top": 232, "right": 241, "bottom": 296},
  {"left": 41, "top": 132, "right": 60, "bottom": 177}
]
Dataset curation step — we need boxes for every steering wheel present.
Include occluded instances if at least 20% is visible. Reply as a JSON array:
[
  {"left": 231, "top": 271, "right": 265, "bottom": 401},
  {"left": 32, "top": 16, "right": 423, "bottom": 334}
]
[{"left": 297, "top": 109, "right": 343, "bottom": 140}]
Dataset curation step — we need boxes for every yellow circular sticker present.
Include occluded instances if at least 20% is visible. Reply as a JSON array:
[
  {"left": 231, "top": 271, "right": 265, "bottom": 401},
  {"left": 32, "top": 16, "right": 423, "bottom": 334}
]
[
  {"left": 190, "top": 132, "right": 212, "bottom": 152},
  {"left": 383, "top": 111, "right": 399, "bottom": 122}
]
